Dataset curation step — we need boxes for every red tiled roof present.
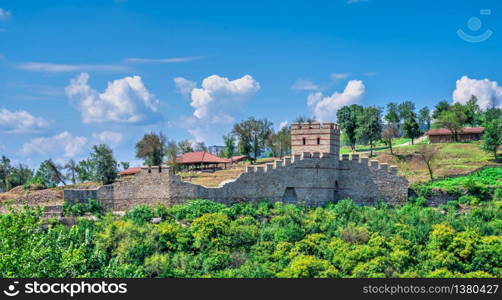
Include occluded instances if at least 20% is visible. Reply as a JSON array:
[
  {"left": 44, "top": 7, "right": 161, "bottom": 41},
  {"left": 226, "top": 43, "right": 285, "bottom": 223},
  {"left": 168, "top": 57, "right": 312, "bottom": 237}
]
[
  {"left": 426, "top": 127, "right": 484, "bottom": 136},
  {"left": 175, "top": 152, "right": 231, "bottom": 164},
  {"left": 230, "top": 155, "right": 248, "bottom": 162},
  {"left": 119, "top": 167, "right": 142, "bottom": 176}
]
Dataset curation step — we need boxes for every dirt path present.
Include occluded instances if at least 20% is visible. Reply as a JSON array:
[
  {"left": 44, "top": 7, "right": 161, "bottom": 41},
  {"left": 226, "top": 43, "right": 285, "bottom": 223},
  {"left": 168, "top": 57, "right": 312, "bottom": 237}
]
[{"left": 394, "top": 135, "right": 428, "bottom": 147}]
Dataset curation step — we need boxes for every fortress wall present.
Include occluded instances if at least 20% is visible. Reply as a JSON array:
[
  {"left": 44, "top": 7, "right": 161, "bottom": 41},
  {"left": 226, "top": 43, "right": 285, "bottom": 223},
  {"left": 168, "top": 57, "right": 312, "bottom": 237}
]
[
  {"left": 202, "top": 154, "right": 339, "bottom": 206},
  {"left": 63, "top": 153, "right": 408, "bottom": 210},
  {"left": 337, "top": 155, "right": 408, "bottom": 205},
  {"left": 63, "top": 189, "right": 98, "bottom": 205}
]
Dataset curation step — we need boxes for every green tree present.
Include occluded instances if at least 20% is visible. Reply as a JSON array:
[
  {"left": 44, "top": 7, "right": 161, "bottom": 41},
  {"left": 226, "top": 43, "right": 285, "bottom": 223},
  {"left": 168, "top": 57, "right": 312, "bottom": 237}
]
[
  {"left": 267, "top": 125, "right": 291, "bottom": 158},
  {"left": 194, "top": 142, "right": 208, "bottom": 152},
  {"left": 384, "top": 102, "right": 400, "bottom": 126},
  {"left": 165, "top": 141, "right": 179, "bottom": 162},
  {"left": 232, "top": 117, "right": 273, "bottom": 162},
  {"left": 356, "top": 106, "right": 382, "bottom": 157},
  {"left": 35, "top": 159, "right": 66, "bottom": 187},
  {"left": 432, "top": 100, "right": 450, "bottom": 120},
  {"left": 90, "top": 144, "right": 118, "bottom": 184},
  {"left": 464, "top": 96, "right": 481, "bottom": 127},
  {"left": 64, "top": 159, "right": 78, "bottom": 184},
  {"left": 277, "top": 255, "right": 339, "bottom": 278},
  {"left": 398, "top": 101, "right": 416, "bottom": 120},
  {"left": 135, "top": 132, "right": 167, "bottom": 166},
  {"left": 75, "top": 159, "right": 95, "bottom": 182},
  {"left": 177, "top": 140, "right": 194, "bottom": 154},
  {"left": 402, "top": 112, "right": 422, "bottom": 144},
  {"left": 336, "top": 104, "right": 364, "bottom": 151},
  {"left": 191, "top": 213, "right": 231, "bottom": 250},
  {"left": 481, "top": 107, "right": 502, "bottom": 126},
  {"left": 8, "top": 164, "right": 33, "bottom": 188},
  {"left": 437, "top": 103, "right": 467, "bottom": 142},
  {"left": 381, "top": 123, "right": 399, "bottom": 155},
  {"left": 120, "top": 161, "right": 130, "bottom": 171},
  {"left": 418, "top": 106, "right": 432, "bottom": 131},
  {"left": 481, "top": 119, "right": 502, "bottom": 159},
  {"left": 221, "top": 134, "right": 236, "bottom": 159},
  {"left": 0, "top": 156, "right": 12, "bottom": 192}
]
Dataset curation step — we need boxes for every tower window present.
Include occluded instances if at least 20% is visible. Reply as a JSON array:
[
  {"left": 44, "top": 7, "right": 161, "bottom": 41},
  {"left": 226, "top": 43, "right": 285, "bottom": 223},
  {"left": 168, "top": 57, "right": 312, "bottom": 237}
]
[
  {"left": 302, "top": 137, "right": 306, "bottom": 145},
  {"left": 317, "top": 137, "right": 320, "bottom": 145}
]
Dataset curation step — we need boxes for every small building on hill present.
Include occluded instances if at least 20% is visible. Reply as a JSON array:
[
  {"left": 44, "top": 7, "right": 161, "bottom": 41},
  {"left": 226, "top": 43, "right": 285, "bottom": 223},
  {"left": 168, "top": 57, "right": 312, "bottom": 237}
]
[
  {"left": 207, "top": 145, "right": 225, "bottom": 156},
  {"left": 175, "top": 151, "right": 231, "bottom": 170},
  {"left": 426, "top": 127, "right": 484, "bottom": 143},
  {"left": 118, "top": 167, "right": 142, "bottom": 176},
  {"left": 230, "top": 155, "right": 248, "bottom": 163}
]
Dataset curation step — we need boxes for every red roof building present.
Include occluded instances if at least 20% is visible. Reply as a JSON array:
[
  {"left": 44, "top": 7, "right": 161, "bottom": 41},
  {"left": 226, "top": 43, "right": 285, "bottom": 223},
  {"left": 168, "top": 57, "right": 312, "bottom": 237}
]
[
  {"left": 230, "top": 155, "right": 248, "bottom": 163},
  {"left": 426, "top": 127, "right": 484, "bottom": 143},
  {"left": 175, "top": 151, "right": 231, "bottom": 165},
  {"left": 118, "top": 167, "right": 142, "bottom": 176}
]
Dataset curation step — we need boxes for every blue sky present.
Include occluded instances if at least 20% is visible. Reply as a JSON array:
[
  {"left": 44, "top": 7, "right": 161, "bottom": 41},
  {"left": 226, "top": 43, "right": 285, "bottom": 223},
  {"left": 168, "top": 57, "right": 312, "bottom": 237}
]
[{"left": 1, "top": 0, "right": 502, "bottom": 168}]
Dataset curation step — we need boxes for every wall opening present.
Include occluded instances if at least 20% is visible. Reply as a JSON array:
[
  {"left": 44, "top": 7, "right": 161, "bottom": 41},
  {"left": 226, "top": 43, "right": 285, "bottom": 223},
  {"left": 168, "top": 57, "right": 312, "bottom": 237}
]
[
  {"left": 317, "top": 137, "right": 320, "bottom": 144},
  {"left": 282, "top": 187, "right": 298, "bottom": 203},
  {"left": 333, "top": 181, "right": 339, "bottom": 203},
  {"left": 302, "top": 137, "right": 306, "bottom": 145}
]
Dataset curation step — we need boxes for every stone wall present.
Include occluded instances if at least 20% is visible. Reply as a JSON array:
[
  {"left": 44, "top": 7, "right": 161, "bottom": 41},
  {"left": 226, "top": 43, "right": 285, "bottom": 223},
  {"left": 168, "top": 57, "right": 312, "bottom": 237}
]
[
  {"left": 63, "top": 152, "right": 409, "bottom": 210},
  {"left": 336, "top": 154, "right": 408, "bottom": 205},
  {"left": 291, "top": 122, "right": 340, "bottom": 156},
  {"left": 63, "top": 189, "right": 98, "bottom": 205}
]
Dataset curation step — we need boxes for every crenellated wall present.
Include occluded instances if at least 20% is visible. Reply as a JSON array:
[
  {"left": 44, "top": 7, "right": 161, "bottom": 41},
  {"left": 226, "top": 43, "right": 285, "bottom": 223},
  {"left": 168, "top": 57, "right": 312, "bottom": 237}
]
[{"left": 63, "top": 152, "right": 409, "bottom": 210}]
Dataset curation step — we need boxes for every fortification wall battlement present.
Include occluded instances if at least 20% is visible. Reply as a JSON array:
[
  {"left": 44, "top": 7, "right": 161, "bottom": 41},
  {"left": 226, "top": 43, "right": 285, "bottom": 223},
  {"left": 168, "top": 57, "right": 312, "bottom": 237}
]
[
  {"left": 63, "top": 121, "right": 409, "bottom": 209},
  {"left": 240, "top": 152, "right": 399, "bottom": 177}
]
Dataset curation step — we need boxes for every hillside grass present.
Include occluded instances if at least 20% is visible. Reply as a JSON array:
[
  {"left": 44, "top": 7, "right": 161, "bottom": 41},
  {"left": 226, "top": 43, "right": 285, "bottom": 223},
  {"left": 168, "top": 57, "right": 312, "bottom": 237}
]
[
  {"left": 340, "top": 137, "right": 412, "bottom": 154},
  {"left": 414, "top": 167, "right": 502, "bottom": 196},
  {"left": 374, "top": 141, "right": 501, "bottom": 184}
]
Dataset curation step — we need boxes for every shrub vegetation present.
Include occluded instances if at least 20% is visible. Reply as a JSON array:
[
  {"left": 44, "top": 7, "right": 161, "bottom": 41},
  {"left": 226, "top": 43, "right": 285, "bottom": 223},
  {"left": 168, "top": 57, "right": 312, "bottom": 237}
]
[{"left": 1, "top": 191, "right": 501, "bottom": 278}]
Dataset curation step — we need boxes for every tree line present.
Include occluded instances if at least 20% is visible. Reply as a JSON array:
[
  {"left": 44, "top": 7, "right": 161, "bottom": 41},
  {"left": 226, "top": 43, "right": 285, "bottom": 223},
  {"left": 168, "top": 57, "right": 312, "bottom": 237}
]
[
  {"left": 135, "top": 117, "right": 292, "bottom": 168},
  {"left": 335, "top": 96, "right": 501, "bottom": 158},
  {"left": 0, "top": 144, "right": 122, "bottom": 192},
  {"left": 1, "top": 96, "right": 500, "bottom": 193}
]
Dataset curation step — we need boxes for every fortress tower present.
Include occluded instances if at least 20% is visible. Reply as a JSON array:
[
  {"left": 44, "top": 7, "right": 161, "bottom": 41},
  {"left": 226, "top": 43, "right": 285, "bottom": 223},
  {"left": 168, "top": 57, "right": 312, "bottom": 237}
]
[{"left": 290, "top": 122, "right": 340, "bottom": 156}]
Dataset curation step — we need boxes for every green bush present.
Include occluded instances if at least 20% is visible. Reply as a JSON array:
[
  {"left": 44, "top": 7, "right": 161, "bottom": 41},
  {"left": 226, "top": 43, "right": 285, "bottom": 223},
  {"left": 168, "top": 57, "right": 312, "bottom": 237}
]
[
  {"left": 63, "top": 199, "right": 104, "bottom": 217},
  {"left": 1, "top": 191, "right": 501, "bottom": 278},
  {"left": 124, "top": 205, "right": 155, "bottom": 225}
]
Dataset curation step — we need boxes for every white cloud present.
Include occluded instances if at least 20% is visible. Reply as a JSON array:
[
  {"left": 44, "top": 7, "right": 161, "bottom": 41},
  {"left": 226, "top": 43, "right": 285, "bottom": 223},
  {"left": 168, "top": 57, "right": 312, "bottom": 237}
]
[
  {"left": 173, "top": 77, "right": 197, "bottom": 98},
  {"left": 307, "top": 80, "right": 365, "bottom": 122},
  {"left": 292, "top": 79, "right": 319, "bottom": 91},
  {"left": 65, "top": 72, "right": 161, "bottom": 123},
  {"left": 279, "top": 121, "right": 288, "bottom": 130},
  {"left": 0, "top": 8, "right": 11, "bottom": 21},
  {"left": 17, "top": 62, "right": 129, "bottom": 73},
  {"left": 92, "top": 131, "right": 123, "bottom": 146},
  {"left": 0, "top": 108, "right": 49, "bottom": 133},
  {"left": 331, "top": 73, "right": 350, "bottom": 80},
  {"left": 189, "top": 74, "right": 260, "bottom": 121},
  {"left": 125, "top": 56, "right": 203, "bottom": 64},
  {"left": 175, "top": 74, "right": 260, "bottom": 143},
  {"left": 452, "top": 76, "right": 502, "bottom": 110},
  {"left": 22, "top": 131, "right": 87, "bottom": 158}
]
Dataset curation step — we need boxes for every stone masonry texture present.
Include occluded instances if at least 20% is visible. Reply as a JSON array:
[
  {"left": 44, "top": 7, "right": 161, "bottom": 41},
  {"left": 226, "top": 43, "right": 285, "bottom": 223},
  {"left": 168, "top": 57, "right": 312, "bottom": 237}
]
[{"left": 64, "top": 122, "right": 409, "bottom": 210}]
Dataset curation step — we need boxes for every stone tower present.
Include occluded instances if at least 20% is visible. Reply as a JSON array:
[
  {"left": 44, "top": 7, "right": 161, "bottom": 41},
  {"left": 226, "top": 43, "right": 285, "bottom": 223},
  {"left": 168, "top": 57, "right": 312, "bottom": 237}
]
[{"left": 290, "top": 122, "right": 340, "bottom": 156}]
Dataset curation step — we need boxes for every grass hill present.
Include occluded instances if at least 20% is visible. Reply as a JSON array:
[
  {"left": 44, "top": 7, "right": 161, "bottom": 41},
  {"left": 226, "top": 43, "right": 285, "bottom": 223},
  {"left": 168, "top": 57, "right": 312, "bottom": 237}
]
[{"left": 374, "top": 141, "right": 501, "bottom": 184}]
